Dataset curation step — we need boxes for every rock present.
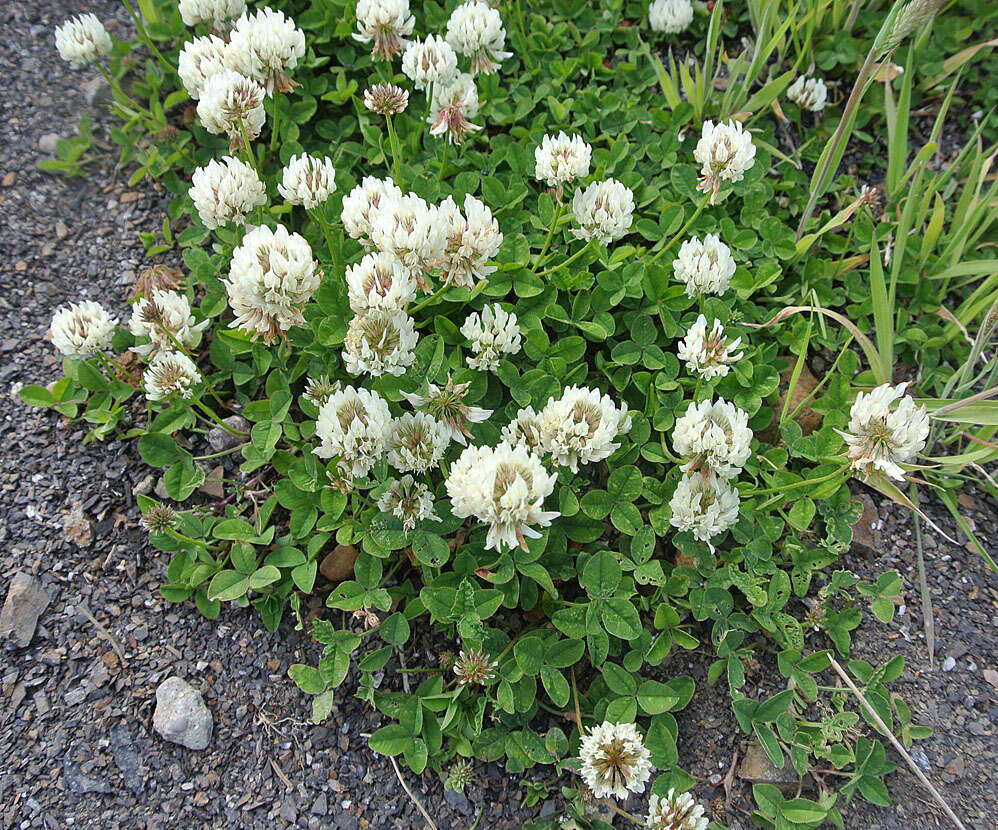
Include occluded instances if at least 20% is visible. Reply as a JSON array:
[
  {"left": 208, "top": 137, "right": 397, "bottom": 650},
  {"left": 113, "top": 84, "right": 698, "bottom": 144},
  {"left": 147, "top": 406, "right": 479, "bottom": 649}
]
[
  {"left": 208, "top": 415, "right": 249, "bottom": 452},
  {"left": 64, "top": 762, "right": 112, "bottom": 794},
  {"left": 737, "top": 739, "right": 799, "bottom": 795},
  {"left": 0, "top": 572, "right": 51, "bottom": 647},
  {"left": 760, "top": 362, "right": 823, "bottom": 444},
  {"left": 910, "top": 747, "right": 931, "bottom": 773},
  {"left": 83, "top": 77, "right": 112, "bottom": 108},
  {"left": 311, "top": 793, "right": 328, "bottom": 816},
  {"left": 942, "top": 656, "right": 956, "bottom": 672},
  {"left": 983, "top": 668, "right": 998, "bottom": 688},
  {"left": 443, "top": 789, "right": 472, "bottom": 816},
  {"left": 38, "top": 133, "right": 61, "bottom": 154},
  {"left": 319, "top": 545, "right": 360, "bottom": 583},
  {"left": 110, "top": 722, "right": 145, "bottom": 794},
  {"left": 62, "top": 503, "right": 92, "bottom": 548},
  {"left": 851, "top": 493, "right": 880, "bottom": 555},
  {"left": 152, "top": 677, "right": 212, "bottom": 750},
  {"left": 198, "top": 465, "right": 224, "bottom": 499},
  {"left": 539, "top": 800, "right": 559, "bottom": 817}
]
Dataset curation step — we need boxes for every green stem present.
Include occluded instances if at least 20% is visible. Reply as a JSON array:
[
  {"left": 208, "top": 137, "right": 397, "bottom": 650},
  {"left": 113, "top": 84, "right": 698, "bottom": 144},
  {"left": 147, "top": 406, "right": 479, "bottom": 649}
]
[
  {"left": 647, "top": 194, "right": 710, "bottom": 267},
  {"left": 238, "top": 119, "right": 257, "bottom": 171},
  {"left": 166, "top": 526, "right": 218, "bottom": 551},
  {"left": 385, "top": 114, "right": 403, "bottom": 186},
  {"left": 95, "top": 63, "right": 156, "bottom": 121},
  {"left": 194, "top": 399, "right": 248, "bottom": 436},
  {"left": 742, "top": 466, "right": 847, "bottom": 498},
  {"left": 120, "top": 0, "right": 175, "bottom": 76},
  {"left": 195, "top": 444, "right": 248, "bottom": 461},
  {"left": 438, "top": 138, "right": 449, "bottom": 182},
  {"left": 537, "top": 237, "right": 595, "bottom": 277},
  {"left": 312, "top": 209, "right": 341, "bottom": 279},
  {"left": 416, "top": 80, "right": 433, "bottom": 150},
  {"left": 409, "top": 282, "right": 451, "bottom": 314},
  {"left": 270, "top": 91, "right": 281, "bottom": 153},
  {"left": 530, "top": 200, "right": 566, "bottom": 272}
]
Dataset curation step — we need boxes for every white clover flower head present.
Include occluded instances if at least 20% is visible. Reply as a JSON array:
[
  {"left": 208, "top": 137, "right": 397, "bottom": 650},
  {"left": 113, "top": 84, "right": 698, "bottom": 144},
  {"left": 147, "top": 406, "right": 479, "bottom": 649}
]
[
  {"left": 343, "top": 309, "right": 418, "bottom": 377},
  {"left": 669, "top": 471, "right": 740, "bottom": 546},
  {"left": 301, "top": 375, "right": 339, "bottom": 408},
  {"left": 402, "top": 375, "right": 492, "bottom": 445},
  {"left": 50, "top": 301, "right": 116, "bottom": 358},
  {"left": 178, "top": 35, "right": 229, "bottom": 100},
  {"left": 224, "top": 223, "right": 320, "bottom": 343},
  {"left": 534, "top": 132, "right": 592, "bottom": 190},
  {"left": 673, "top": 233, "right": 736, "bottom": 298},
  {"left": 677, "top": 315, "right": 743, "bottom": 378},
  {"left": 453, "top": 648, "right": 498, "bottom": 685},
  {"left": 188, "top": 155, "right": 267, "bottom": 229},
  {"left": 141, "top": 502, "right": 178, "bottom": 534},
  {"left": 429, "top": 72, "right": 481, "bottom": 144},
  {"left": 369, "top": 193, "right": 447, "bottom": 274},
  {"left": 461, "top": 305, "right": 522, "bottom": 372},
  {"left": 571, "top": 179, "right": 635, "bottom": 244},
  {"left": 446, "top": 442, "right": 558, "bottom": 551},
  {"left": 787, "top": 75, "right": 828, "bottom": 112},
  {"left": 838, "top": 382, "right": 929, "bottom": 480},
  {"left": 578, "top": 721, "right": 653, "bottom": 800},
  {"left": 446, "top": 0, "right": 512, "bottom": 76},
  {"left": 387, "top": 412, "right": 450, "bottom": 473},
  {"left": 346, "top": 251, "right": 417, "bottom": 313},
  {"left": 55, "top": 14, "right": 112, "bottom": 68},
  {"left": 341, "top": 176, "right": 403, "bottom": 247},
  {"left": 363, "top": 82, "right": 410, "bottom": 116},
  {"left": 438, "top": 194, "right": 503, "bottom": 289},
  {"left": 179, "top": 0, "right": 246, "bottom": 29},
  {"left": 143, "top": 351, "right": 202, "bottom": 402},
  {"left": 645, "top": 789, "right": 709, "bottom": 830},
  {"left": 538, "top": 386, "right": 632, "bottom": 473},
  {"left": 129, "top": 289, "right": 208, "bottom": 358},
  {"left": 377, "top": 475, "right": 440, "bottom": 531},
  {"left": 402, "top": 35, "right": 458, "bottom": 90},
  {"left": 314, "top": 386, "right": 392, "bottom": 477},
  {"left": 196, "top": 69, "right": 266, "bottom": 144},
  {"left": 226, "top": 7, "right": 305, "bottom": 93},
  {"left": 673, "top": 398, "right": 753, "bottom": 480},
  {"left": 500, "top": 406, "right": 545, "bottom": 452},
  {"left": 649, "top": 0, "right": 694, "bottom": 34},
  {"left": 353, "top": 0, "right": 415, "bottom": 61},
  {"left": 694, "top": 119, "right": 757, "bottom": 203},
  {"left": 278, "top": 154, "right": 337, "bottom": 209}
]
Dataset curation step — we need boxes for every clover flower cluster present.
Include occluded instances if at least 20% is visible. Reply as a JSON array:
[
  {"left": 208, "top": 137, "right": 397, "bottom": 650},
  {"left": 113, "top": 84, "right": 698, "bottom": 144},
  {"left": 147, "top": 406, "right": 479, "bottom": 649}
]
[
  {"left": 128, "top": 289, "right": 208, "bottom": 358},
  {"left": 572, "top": 178, "right": 635, "bottom": 244},
  {"left": 175, "top": 7, "right": 306, "bottom": 148},
  {"left": 669, "top": 398, "right": 751, "bottom": 546},
  {"left": 645, "top": 789, "right": 709, "bottom": 830},
  {"left": 377, "top": 475, "right": 440, "bottom": 531},
  {"left": 578, "top": 720, "right": 654, "bottom": 800},
  {"left": 668, "top": 226, "right": 751, "bottom": 547},
  {"left": 694, "top": 119, "right": 756, "bottom": 203},
  {"left": 50, "top": 301, "right": 116, "bottom": 358},
  {"left": 223, "top": 223, "right": 320, "bottom": 343},
  {"left": 502, "top": 387, "right": 632, "bottom": 473},
  {"left": 54, "top": 14, "right": 112, "bottom": 68},
  {"left": 179, "top": 0, "right": 246, "bottom": 30},
  {"left": 838, "top": 382, "right": 929, "bottom": 480},
  {"left": 189, "top": 155, "right": 267, "bottom": 228},
  {"left": 445, "top": 0, "right": 512, "bottom": 76},
  {"left": 534, "top": 132, "right": 593, "bottom": 191},
  {"left": 278, "top": 154, "right": 337, "bottom": 209},
  {"left": 649, "top": 0, "right": 694, "bottom": 34},
  {"left": 460, "top": 305, "right": 522, "bottom": 372},
  {"left": 446, "top": 442, "right": 559, "bottom": 551},
  {"left": 788, "top": 75, "right": 828, "bottom": 111}
]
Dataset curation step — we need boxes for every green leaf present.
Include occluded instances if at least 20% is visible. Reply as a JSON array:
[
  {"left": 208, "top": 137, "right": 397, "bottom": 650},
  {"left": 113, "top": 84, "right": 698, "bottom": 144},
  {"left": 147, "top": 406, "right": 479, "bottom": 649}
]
[
  {"left": 369, "top": 724, "right": 411, "bottom": 756},
  {"left": 601, "top": 597, "right": 642, "bottom": 640},
  {"left": 18, "top": 385, "right": 55, "bottom": 407},
  {"left": 581, "top": 552, "right": 621, "bottom": 598},
  {"left": 249, "top": 565, "right": 281, "bottom": 589},
  {"left": 207, "top": 570, "right": 249, "bottom": 602},
  {"left": 288, "top": 664, "right": 325, "bottom": 695},
  {"left": 411, "top": 531, "right": 450, "bottom": 567},
  {"left": 138, "top": 432, "right": 186, "bottom": 467}
]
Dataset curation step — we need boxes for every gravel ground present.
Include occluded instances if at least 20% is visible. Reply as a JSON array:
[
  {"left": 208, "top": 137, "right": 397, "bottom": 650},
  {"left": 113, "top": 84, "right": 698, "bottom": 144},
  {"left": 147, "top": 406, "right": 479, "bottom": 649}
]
[{"left": 1, "top": 3, "right": 995, "bottom": 829}]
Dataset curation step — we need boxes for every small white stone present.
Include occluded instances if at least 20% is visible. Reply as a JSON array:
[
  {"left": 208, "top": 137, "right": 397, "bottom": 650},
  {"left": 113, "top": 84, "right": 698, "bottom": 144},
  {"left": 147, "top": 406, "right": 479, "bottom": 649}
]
[{"left": 153, "top": 676, "right": 213, "bottom": 750}]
